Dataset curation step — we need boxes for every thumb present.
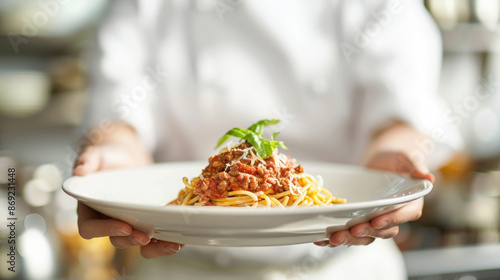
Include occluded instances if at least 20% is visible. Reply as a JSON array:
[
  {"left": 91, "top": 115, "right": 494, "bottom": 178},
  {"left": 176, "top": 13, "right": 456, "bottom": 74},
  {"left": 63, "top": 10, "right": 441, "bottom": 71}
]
[
  {"left": 393, "top": 152, "right": 435, "bottom": 183},
  {"left": 367, "top": 151, "right": 435, "bottom": 183},
  {"left": 408, "top": 165, "right": 435, "bottom": 183},
  {"left": 73, "top": 147, "right": 102, "bottom": 176}
]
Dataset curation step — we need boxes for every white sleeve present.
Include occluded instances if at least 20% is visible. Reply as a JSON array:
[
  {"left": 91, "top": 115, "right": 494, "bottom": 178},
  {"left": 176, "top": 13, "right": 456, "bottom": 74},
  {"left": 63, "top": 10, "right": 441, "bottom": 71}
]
[
  {"left": 341, "top": 0, "right": 463, "bottom": 168},
  {"left": 81, "top": 0, "right": 159, "bottom": 151}
]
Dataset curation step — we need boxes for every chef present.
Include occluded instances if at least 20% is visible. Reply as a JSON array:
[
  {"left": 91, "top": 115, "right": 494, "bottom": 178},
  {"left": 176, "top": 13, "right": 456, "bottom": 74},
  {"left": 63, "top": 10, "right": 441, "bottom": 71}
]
[{"left": 74, "top": 0, "right": 461, "bottom": 279}]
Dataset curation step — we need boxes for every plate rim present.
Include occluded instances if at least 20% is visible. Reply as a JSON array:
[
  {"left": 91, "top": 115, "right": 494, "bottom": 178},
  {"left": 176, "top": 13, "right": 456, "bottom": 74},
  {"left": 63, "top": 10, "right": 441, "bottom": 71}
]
[{"left": 62, "top": 161, "right": 433, "bottom": 216}]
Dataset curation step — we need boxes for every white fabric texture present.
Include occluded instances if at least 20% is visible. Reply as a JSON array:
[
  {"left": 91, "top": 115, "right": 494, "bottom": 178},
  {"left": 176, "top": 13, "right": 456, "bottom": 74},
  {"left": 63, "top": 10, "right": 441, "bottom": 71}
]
[
  {"left": 81, "top": 0, "right": 461, "bottom": 279},
  {"left": 135, "top": 239, "right": 405, "bottom": 280},
  {"left": 83, "top": 0, "right": 461, "bottom": 163}
]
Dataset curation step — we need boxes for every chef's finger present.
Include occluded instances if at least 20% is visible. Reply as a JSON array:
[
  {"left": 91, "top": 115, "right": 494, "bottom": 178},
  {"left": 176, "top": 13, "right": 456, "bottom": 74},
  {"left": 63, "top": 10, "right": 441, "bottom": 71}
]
[
  {"left": 350, "top": 223, "right": 399, "bottom": 239},
  {"left": 77, "top": 202, "right": 101, "bottom": 220},
  {"left": 78, "top": 218, "right": 133, "bottom": 239},
  {"left": 329, "top": 230, "right": 375, "bottom": 246},
  {"left": 313, "top": 240, "right": 330, "bottom": 247},
  {"left": 392, "top": 152, "right": 435, "bottom": 183},
  {"left": 367, "top": 151, "right": 435, "bottom": 183},
  {"left": 109, "top": 230, "right": 150, "bottom": 249},
  {"left": 370, "top": 198, "right": 423, "bottom": 230},
  {"left": 78, "top": 203, "right": 132, "bottom": 239},
  {"left": 73, "top": 147, "right": 101, "bottom": 176},
  {"left": 140, "top": 241, "right": 183, "bottom": 259}
]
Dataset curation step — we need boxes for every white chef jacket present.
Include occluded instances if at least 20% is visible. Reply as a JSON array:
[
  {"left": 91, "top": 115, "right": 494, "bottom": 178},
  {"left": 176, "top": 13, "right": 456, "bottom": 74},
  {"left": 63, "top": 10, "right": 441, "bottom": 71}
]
[{"left": 81, "top": 0, "right": 461, "bottom": 279}]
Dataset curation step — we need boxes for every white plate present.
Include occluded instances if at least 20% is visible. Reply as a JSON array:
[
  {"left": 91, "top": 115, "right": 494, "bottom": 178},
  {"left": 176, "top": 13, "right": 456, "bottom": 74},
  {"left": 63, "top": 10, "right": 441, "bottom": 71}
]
[{"left": 62, "top": 161, "right": 432, "bottom": 246}]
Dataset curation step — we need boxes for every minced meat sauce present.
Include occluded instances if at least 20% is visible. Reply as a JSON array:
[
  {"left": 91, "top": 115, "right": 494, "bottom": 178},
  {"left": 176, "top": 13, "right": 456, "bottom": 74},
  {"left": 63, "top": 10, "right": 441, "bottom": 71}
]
[{"left": 193, "top": 142, "right": 304, "bottom": 205}]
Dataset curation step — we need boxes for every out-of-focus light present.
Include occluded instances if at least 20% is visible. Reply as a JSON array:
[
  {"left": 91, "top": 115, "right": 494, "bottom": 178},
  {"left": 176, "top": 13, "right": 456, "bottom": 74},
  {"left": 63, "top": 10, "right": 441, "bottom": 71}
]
[
  {"left": 472, "top": 172, "right": 500, "bottom": 197},
  {"left": 473, "top": 108, "right": 498, "bottom": 142},
  {"left": 55, "top": 210, "right": 78, "bottom": 236},
  {"left": 33, "top": 164, "right": 63, "bottom": 192},
  {"left": 18, "top": 229, "right": 55, "bottom": 279},
  {"left": 23, "top": 179, "right": 51, "bottom": 207},
  {"left": 54, "top": 187, "right": 79, "bottom": 236},
  {"left": 24, "top": 213, "right": 46, "bottom": 234},
  {"left": 475, "top": 0, "right": 499, "bottom": 29},
  {"left": 465, "top": 197, "right": 499, "bottom": 229},
  {"left": 0, "top": 71, "right": 50, "bottom": 118},
  {"left": 55, "top": 188, "right": 77, "bottom": 211},
  {"left": 427, "top": 0, "right": 460, "bottom": 28}
]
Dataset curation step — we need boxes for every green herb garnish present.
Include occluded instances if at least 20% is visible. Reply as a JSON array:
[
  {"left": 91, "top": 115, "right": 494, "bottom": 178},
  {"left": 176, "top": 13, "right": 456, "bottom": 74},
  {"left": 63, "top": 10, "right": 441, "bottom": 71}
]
[{"left": 215, "top": 119, "right": 288, "bottom": 159}]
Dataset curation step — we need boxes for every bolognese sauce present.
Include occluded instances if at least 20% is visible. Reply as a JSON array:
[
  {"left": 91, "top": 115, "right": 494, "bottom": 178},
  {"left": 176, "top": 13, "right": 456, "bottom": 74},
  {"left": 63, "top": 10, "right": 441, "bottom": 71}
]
[
  {"left": 169, "top": 119, "right": 345, "bottom": 207},
  {"left": 193, "top": 143, "right": 304, "bottom": 205}
]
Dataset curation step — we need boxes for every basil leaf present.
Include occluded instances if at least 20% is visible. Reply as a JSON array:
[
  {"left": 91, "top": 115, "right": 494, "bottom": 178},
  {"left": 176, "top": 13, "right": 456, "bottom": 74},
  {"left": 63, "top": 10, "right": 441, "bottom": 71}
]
[
  {"left": 214, "top": 119, "right": 286, "bottom": 159},
  {"left": 260, "top": 140, "right": 275, "bottom": 159},
  {"left": 215, "top": 128, "right": 251, "bottom": 148},
  {"left": 215, "top": 134, "right": 232, "bottom": 148},
  {"left": 248, "top": 119, "right": 280, "bottom": 137},
  {"left": 275, "top": 141, "right": 288, "bottom": 150},
  {"left": 243, "top": 131, "right": 263, "bottom": 155},
  {"left": 226, "top": 128, "right": 251, "bottom": 138}
]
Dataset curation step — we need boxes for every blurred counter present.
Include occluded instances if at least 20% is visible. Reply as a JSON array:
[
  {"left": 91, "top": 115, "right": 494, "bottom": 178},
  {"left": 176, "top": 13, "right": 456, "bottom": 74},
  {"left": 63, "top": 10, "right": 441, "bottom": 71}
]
[{"left": 404, "top": 243, "right": 500, "bottom": 279}]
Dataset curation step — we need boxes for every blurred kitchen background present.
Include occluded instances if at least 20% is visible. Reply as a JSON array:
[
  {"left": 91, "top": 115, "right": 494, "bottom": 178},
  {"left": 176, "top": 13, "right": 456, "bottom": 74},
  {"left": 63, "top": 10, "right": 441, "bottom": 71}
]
[{"left": 0, "top": 0, "right": 499, "bottom": 279}]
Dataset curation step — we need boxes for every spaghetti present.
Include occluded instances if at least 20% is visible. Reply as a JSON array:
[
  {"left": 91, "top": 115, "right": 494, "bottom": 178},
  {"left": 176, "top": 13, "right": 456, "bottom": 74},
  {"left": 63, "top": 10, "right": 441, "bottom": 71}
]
[{"left": 169, "top": 142, "right": 346, "bottom": 207}]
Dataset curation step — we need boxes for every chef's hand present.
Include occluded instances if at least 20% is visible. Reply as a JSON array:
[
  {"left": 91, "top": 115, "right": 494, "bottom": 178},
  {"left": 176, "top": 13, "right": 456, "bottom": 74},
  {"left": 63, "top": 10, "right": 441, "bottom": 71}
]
[
  {"left": 73, "top": 126, "right": 183, "bottom": 258},
  {"left": 314, "top": 151, "right": 434, "bottom": 247}
]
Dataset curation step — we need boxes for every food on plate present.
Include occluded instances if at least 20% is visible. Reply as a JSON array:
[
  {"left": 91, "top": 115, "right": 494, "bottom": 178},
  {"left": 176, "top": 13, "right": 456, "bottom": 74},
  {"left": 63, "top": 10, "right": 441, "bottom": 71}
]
[{"left": 169, "top": 119, "right": 346, "bottom": 207}]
